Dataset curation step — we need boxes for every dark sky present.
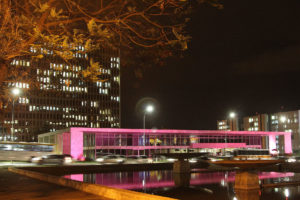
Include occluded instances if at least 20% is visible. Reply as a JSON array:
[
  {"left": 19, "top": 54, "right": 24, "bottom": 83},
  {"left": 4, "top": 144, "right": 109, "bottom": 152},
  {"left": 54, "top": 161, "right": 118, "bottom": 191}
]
[{"left": 121, "top": 0, "right": 300, "bottom": 130}]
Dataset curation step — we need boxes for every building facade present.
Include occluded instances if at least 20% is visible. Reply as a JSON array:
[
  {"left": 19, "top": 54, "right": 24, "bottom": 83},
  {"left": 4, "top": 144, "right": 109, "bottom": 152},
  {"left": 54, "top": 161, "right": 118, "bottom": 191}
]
[
  {"left": 1, "top": 46, "right": 120, "bottom": 142},
  {"left": 218, "top": 111, "right": 300, "bottom": 153},
  {"left": 270, "top": 110, "right": 300, "bottom": 153},
  {"left": 243, "top": 114, "right": 269, "bottom": 132},
  {"left": 243, "top": 114, "right": 269, "bottom": 149},
  {"left": 217, "top": 118, "right": 239, "bottom": 131},
  {"left": 38, "top": 128, "right": 292, "bottom": 160}
]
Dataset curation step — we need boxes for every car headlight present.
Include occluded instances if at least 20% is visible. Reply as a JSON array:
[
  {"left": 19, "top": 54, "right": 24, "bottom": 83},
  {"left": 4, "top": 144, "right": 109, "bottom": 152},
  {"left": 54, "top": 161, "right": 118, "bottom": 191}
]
[
  {"left": 287, "top": 158, "right": 296, "bottom": 163},
  {"left": 64, "top": 157, "right": 72, "bottom": 163},
  {"left": 32, "top": 157, "right": 42, "bottom": 161},
  {"left": 167, "top": 158, "right": 176, "bottom": 162},
  {"left": 116, "top": 159, "right": 123, "bottom": 162},
  {"left": 96, "top": 158, "right": 104, "bottom": 162}
]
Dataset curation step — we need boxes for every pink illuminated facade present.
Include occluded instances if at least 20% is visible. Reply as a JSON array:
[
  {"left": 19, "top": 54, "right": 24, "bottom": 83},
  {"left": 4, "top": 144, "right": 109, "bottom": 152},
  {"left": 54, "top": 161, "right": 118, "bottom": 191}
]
[{"left": 38, "top": 128, "right": 292, "bottom": 160}]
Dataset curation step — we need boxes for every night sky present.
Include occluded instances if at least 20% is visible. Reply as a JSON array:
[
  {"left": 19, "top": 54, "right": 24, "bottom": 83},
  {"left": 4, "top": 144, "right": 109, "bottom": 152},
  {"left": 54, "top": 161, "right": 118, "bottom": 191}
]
[{"left": 121, "top": 0, "right": 300, "bottom": 130}]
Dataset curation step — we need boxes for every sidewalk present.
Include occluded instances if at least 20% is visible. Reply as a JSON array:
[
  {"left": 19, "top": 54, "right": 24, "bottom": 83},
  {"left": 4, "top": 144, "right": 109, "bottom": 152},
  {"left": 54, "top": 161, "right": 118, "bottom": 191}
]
[{"left": 0, "top": 168, "right": 106, "bottom": 200}]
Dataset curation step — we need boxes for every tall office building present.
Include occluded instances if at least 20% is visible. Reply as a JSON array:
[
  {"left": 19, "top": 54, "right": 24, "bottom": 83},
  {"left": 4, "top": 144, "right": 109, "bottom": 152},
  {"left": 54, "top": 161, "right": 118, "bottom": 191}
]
[
  {"left": 270, "top": 110, "right": 300, "bottom": 153},
  {"left": 1, "top": 45, "right": 120, "bottom": 142}
]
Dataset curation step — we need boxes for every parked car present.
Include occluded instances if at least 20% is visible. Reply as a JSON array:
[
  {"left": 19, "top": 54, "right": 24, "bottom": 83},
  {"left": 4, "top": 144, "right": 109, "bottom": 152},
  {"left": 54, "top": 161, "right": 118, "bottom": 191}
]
[
  {"left": 125, "top": 155, "right": 153, "bottom": 164},
  {"left": 96, "top": 155, "right": 125, "bottom": 164},
  {"left": 29, "top": 156, "right": 42, "bottom": 163},
  {"left": 283, "top": 156, "right": 300, "bottom": 163},
  {"left": 30, "top": 154, "right": 72, "bottom": 165}
]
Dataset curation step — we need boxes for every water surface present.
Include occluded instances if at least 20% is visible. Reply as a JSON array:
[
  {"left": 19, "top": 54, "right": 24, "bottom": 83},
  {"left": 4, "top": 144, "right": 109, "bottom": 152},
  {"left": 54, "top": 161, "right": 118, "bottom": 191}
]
[{"left": 65, "top": 170, "right": 300, "bottom": 200}]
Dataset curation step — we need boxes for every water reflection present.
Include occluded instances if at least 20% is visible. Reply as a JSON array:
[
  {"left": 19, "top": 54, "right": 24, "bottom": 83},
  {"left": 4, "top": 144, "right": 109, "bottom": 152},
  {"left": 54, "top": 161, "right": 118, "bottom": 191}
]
[
  {"left": 235, "top": 189, "right": 260, "bottom": 200},
  {"left": 65, "top": 170, "right": 300, "bottom": 199},
  {"left": 65, "top": 171, "right": 294, "bottom": 190}
]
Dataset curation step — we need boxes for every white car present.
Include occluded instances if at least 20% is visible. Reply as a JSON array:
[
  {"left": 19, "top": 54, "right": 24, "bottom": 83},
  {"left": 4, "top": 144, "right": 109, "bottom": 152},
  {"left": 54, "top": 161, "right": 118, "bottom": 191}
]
[
  {"left": 286, "top": 157, "right": 297, "bottom": 163},
  {"left": 30, "top": 154, "right": 72, "bottom": 165},
  {"left": 96, "top": 155, "right": 125, "bottom": 164}
]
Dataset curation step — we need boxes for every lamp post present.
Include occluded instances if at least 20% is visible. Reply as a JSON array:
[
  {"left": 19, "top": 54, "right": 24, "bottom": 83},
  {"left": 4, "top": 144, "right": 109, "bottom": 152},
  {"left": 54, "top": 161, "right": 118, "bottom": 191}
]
[
  {"left": 225, "top": 112, "right": 236, "bottom": 151},
  {"left": 229, "top": 112, "right": 236, "bottom": 131},
  {"left": 143, "top": 105, "right": 154, "bottom": 154},
  {"left": 11, "top": 88, "right": 20, "bottom": 142}
]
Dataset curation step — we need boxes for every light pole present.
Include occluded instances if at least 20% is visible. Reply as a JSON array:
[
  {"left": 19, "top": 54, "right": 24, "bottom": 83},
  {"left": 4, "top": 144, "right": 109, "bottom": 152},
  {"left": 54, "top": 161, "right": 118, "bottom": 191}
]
[
  {"left": 11, "top": 88, "right": 20, "bottom": 142},
  {"left": 225, "top": 112, "right": 236, "bottom": 152},
  {"left": 143, "top": 105, "right": 154, "bottom": 154}
]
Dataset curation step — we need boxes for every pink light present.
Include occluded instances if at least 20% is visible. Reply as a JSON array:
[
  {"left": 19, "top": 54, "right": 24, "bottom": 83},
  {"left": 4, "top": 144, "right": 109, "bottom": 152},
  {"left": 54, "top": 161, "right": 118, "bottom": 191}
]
[
  {"left": 190, "top": 143, "right": 247, "bottom": 148},
  {"left": 284, "top": 133, "right": 292, "bottom": 154},
  {"left": 70, "top": 174, "right": 83, "bottom": 182},
  {"left": 66, "top": 127, "right": 292, "bottom": 159},
  {"left": 67, "top": 127, "right": 290, "bottom": 136},
  {"left": 269, "top": 135, "right": 277, "bottom": 154},
  {"left": 70, "top": 128, "right": 84, "bottom": 160},
  {"left": 95, "top": 145, "right": 189, "bottom": 150}
]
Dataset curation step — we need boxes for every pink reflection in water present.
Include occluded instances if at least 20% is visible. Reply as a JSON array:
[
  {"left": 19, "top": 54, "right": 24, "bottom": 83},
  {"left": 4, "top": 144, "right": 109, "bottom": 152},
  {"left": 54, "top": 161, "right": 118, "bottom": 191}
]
[{"left": 64, "top": 171, "right": 294, "bottom": 190}]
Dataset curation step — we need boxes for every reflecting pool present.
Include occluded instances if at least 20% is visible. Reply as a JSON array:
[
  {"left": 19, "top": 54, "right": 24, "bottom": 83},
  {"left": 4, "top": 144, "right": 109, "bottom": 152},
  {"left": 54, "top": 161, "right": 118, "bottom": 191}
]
[{"left": 64, "top": 170, "right": 300, "bottom": 200}]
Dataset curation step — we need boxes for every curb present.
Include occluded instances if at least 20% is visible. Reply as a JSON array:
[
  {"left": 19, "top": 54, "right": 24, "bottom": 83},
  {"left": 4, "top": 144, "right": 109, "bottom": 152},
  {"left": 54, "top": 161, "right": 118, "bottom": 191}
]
[{"left": 8, "top": 167, "right": 178, "bottom": 200}]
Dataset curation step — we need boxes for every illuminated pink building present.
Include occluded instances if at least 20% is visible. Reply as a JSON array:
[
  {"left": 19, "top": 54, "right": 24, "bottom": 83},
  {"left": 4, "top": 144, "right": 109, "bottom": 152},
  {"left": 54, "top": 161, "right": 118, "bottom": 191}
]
[{"left": 38, "top": 128, "right": 292, "bottom": 160}]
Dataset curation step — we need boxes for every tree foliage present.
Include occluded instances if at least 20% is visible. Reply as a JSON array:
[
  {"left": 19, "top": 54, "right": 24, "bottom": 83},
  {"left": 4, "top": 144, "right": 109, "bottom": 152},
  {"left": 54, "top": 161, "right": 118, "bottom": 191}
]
[
  {"left": 0, "top": 0, "right": 222, "bottom": 139},
  {"left": 0, "top": 0, "right": 201, "bottom": 83},
  {"left": 0, "top": 0, "right": 224, "bottom": 87}
]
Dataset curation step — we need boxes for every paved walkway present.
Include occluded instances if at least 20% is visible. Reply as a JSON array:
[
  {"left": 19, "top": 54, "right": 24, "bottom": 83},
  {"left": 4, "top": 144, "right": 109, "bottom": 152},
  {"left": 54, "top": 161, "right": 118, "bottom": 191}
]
[{"left": 0, "top": 168, "right": 106, "bottom": 200}]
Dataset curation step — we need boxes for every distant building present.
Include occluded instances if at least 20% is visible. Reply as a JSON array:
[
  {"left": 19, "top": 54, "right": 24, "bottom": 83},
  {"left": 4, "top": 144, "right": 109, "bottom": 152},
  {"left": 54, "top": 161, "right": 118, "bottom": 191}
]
[
  {"left": 243, "top": 114, "right": 269, "bottom": 149},
  {"left": 270, "top": 110, "right": 300, "bottom": 153},
  {"left": 1, "top": 46, "right": 120, "bottom": 142},
  {"left": 217, "top": 118, "right": 239, "bottom": 131},
  {"left": 217, "top": 120, "right": 229, "bottom": 130},
  {"left": 243, "top": 114, "right": 269, "bottom": 132},
  {"left": 217, "top": 110, "right": 300, "bottom": 153}
]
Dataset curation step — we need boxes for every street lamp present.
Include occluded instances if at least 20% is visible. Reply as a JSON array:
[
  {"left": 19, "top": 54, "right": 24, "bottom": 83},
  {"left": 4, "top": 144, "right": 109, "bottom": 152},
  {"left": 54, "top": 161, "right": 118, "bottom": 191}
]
[
  {"left": 11, "top": 88, "right": 20, "bottom": 142},
  {"left": 143, "top": 105, "right": 154, "bottom": 153},
  {"left": 229, "top": 112, "right": 236, "bottom": 119},
  {"left": 229, "top": 112, "right": 236, "bottom": 131},
  {"left": 225, "top": 112, "right": 236, "bottom": 151}
]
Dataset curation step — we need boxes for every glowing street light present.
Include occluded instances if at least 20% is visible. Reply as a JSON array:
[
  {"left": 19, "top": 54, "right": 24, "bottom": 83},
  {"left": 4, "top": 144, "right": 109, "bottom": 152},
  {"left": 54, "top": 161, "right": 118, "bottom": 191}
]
[
  {"left": 229, "top": 112, "right": 236, "bottom": 118},
  {"left": 146, "top": 105, "right": 154, "bottom": 113},
  {"left": 143, "top": 105, "right": 154, "bottom": 154},
  {"left": 11, "top": 88, "right": 21, "bottom": 141}
]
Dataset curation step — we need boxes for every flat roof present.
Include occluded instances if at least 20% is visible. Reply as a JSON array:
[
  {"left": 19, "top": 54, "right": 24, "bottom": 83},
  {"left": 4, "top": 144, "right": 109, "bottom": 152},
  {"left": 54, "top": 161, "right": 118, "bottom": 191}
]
[
  {"left": 38, "top": 128, "right": 70, "bottom": 137},
  {"left": 65, "top": 127, "right": 291, "bottom": 136}
]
